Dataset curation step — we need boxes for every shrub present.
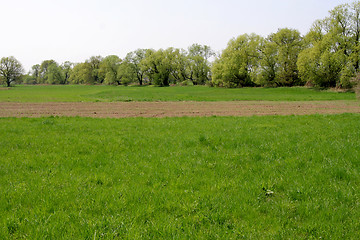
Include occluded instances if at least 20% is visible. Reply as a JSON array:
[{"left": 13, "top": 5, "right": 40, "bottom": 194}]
[{"left": 352, "top": 74, "right": 360, "bottom": 100}]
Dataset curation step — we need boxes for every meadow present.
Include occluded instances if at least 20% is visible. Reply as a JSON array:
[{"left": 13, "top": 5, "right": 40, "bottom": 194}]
[
  {"left": 0, "top": 85, "right": 356, "bottom": 102},
  {"left": 1, "top": 114, "right": 359, "bottom": 239}
]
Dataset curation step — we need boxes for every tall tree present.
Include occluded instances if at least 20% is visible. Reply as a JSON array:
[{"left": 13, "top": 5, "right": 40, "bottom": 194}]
[
  {"left": 39, "top": 60, "right": 64, "bottom": 84},
  {"left": 187, "top": 44, "right": 214, "bottom": 85},
  {"left": 257, "top": 39, "right": 278, "bottom": 86},
  {"left": 141, "top": 48, "right": 176, "bottom": 86},
  {"left": 212, "top": 34, "right": 262, "bottom": 87},
  {"left": 268, "top": 28, "right": 303, "bottom": 86},
  {"left": 0, "top": 56, "right": 24, "bottom": 87},
  {"left": 297, "top": 2, "right": 360, "bottom": 88},
  {"left": 86, "top": 56, "right": 103, "bottom": 83},
  {"left": 68, "top": 62, "right": 93, "bottom": 84},
  {"left": 123, "top": 49, "right": 147, "bottom": 85},
  {"left": 23, "top": 64, "right": 41, "bottom": 84},
  {"left": 60, "top": 61, "right": 73, "bottom": 84},
  {"left": 99, "top": 55, "right": 122, "bottom": 85}
]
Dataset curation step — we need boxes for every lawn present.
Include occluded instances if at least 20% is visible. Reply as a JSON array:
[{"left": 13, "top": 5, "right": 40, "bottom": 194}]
[
  {"left": 0, "top": 85, "right": 356, "bottom": 102},
  {"left": 1, "top": 114, "right": 359, "bottom": 239}
]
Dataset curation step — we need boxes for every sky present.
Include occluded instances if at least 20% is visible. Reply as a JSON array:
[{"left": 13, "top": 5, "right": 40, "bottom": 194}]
[{"left": 0, "top": 0, "right": 352, "bottom": 71}]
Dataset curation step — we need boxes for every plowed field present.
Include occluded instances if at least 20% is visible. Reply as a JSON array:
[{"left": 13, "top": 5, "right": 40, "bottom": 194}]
[{"left": 1, "top": 101, "right": 359, "bottom": 118}]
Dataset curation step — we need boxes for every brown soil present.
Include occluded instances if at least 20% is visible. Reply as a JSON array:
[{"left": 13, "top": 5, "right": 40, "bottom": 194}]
[{"left": 1, "top": 101, "right": 360, "bottom": 118}]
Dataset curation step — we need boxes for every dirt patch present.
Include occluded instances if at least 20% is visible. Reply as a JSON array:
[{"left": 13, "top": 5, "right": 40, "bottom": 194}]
[{"left": 1, "top": 101, "right": 360, "bottom": 118}]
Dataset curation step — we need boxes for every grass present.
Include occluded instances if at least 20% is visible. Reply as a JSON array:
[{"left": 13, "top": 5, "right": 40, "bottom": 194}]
[
  {"left": 0, "top": 85, "right": 356, "bottom": 102},
  {"left": 0, "top": 114, "right": 359, "bottom": 239}
]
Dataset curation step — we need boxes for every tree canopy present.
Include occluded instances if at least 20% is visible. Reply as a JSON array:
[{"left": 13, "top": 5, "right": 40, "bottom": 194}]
[
  {"left": 0, "top": 57, "right": 24, "bottom": 87},
  {"left": 3, "top": 1, "right": 360, "bottom": 89}
]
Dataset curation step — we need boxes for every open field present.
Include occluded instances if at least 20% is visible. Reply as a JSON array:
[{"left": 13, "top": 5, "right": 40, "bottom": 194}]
[
  {"left": 1, "top": 85, "right": 358, "bottom": 118},
  {"left": 1, "top": 101, "right": 360, "bottom": 118},
  {"left": 1, "top": 86, "right": 359, "bottom": 238},
  {"left": 1, "top": 114, "right": 360, "bottom": 239},
  {"left": 0, "top": 85, "right": 356, "bottom": 102}
]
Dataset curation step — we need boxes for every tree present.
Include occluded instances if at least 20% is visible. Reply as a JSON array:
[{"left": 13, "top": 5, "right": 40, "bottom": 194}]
[
  {"left": 187, "top": 44, "right": 214, "bottom": 85},
  {"left": 268, "top": 28, "right": 304, "bottom": 86},
  {"left": 169, "top": 48, "right": 189, "bottom": 84},
  {"left": 141, "top": 48, "right": 176, "bottom": 86},
  {"left": 99, "top": 55, "right": 122, "bottom": 85},
  {"left": 23, "top": 64, "right": 40, "bottom": 84},
  {"left": 31, "top": 64, "right": 41, "bottom": 83},
  {"left": 211, "top": 34, "right": 262, "bottom": 87},
  {"left": 0, "top": 56, "right": 24, "bottom": 87},
  {"left": 38, "top": 60, "right": 65, "bottom": 84},
  {"left": 257, "top": 38, "right": 278, "bottom": 86},
  {"left": 298, "top": 33, "right": 346, "bottom": 88},
  {"left": 68, "top": 62, "right": 93, "bottom": 84},
  {"left": 123, "top": 49, "right": 147, "bottom": 85},
  {"left": 60, "top": 61, "right": 73, "bottom": 84},
  {"left": 86, "top": 56, "right": 103, "bottom": 84},
  {"left": 117, "top": 61, "right": 136, "bottom": 85},
  {"left": 297, "top": 2, "right": 360, "bottom": 88}
]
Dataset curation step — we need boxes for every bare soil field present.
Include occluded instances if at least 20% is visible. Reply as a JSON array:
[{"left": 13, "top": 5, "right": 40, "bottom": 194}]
[{"left": 1, "top": 101, "right": 360, "bottom": 118}]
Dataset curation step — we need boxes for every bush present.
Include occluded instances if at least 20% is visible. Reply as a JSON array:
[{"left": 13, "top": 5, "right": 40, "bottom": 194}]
[{"left": 352, "top": 74, "right": 360, "bottom": 100}]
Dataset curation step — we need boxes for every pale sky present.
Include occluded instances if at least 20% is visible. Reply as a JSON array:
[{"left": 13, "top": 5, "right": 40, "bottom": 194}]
[{"left": 0, "top": 0, "right": 352, "bottom": 71}]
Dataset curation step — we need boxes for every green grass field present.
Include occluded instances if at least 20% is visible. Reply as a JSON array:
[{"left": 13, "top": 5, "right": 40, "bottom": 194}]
[
  {"left": 0, "top": 85, "right": 356, "bottom": 102},
  {"left": 1, "top": 114, "right": 359, "bottom": 239}
]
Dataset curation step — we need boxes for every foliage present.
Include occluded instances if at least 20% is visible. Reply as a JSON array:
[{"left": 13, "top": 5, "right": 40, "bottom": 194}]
[
  {"left": 86, "top": 56, "right": 103, "bottom": 84},
  {"left": 212, "top": 34, "right": 261, "bottom": 87},
  {"left": 68, "top": 62, "right": 94, "bottom": 84},
  {"left": 121, "top": 49, "right": 147, "bottom": 86},
  {"left": 257, "top": 39, "right": 278, "bottom": 86},
  {"left": 298, "top": 1, "right": 360, "bottom": 88},
  {"left": 212, "top": 29, "right": 303, "bottom": 88},
  {"left": 0, "top": 114, "right": 360, "bottom": 238},
  {"left": 353, "top": 73, "right": 360, "bottom": 99},
  {"left": 99, "top": 55, "right": 122, "bottom": 85},
  {"left": 38, "top": 60, "right": 61, "bottom": 84},
  {"left": 6, "top": 1, "right": 360, "bottom": 89},
  {"left": 0, "top": 56, "right": 24, "bottom": 87},
  {"left": 141, "top": 48, "right": 178, "bottom": 86},
  {"left": 186, "top": 44, "right": 214, "bottom": 85},
  {"left": 268, "top": 28, "right": 303, "bottom": 86},
  {"left": 61, "top": 61, "right": 73, "bottom": 85}
]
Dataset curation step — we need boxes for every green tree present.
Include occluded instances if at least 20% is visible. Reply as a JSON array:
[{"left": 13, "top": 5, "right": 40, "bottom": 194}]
[
  {"left": 117, "top": 61, "right": 136, "bottom": 85},
  {"left": 32, "top": 64, "right": 41, "bottom": 83},
  {"left": 142, "top": 48, "right": 176, "bottom": 86},
  {"left": 39, "top": 60, "right": 64, "bottom": 84},
  {"left": 122, "top": 49, "right": 147, "bottom": 85},
  {"left": 23, "top": 64, "right": 41, "bottom": 84},
  {"left": 68, "top": 62, "right": 93, "bottom": 84},
  {"left": 86, "top": 56, "right": 103, "bottom": 83},
  {"left": 268, "top": 28, "right": 303, "bottom": 86},
  {"left": 46, "top": 63, "right": 64, "bottom": 84},
  {"left": 212, "top": 34, "right": 262, "bottom": 87},
  {"left": 99, "top": 55, "right": 122, "bottom": 85},
  {"left": 169, "top": 48, "right": 189, "bottom": 84},
  {"left": 297, "top": 2, "right": 360, "bottom": 88},
  {"left": 61, "top": 61, "right": 73, "bottom": 84},
  {"left": 0, "top": 56, "right": 24, "bottom": 87},
  {"left": 187, "top": 44, "right": 214, "bottom": 85},
  {"left": 298, "top": 33, "right": 345, "bottom": 88},
  {"left": 257, "top": 39, "right": 278, "bottom": 86}
]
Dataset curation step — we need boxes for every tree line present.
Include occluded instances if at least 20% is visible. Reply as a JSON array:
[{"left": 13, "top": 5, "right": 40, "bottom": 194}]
[
  {"left": 18, "top": 44, "right": 214, "bottom": 87},
  {"left": 1, "top": 1, "right": 360, "bottom": 89},
  {"left": 212, "top": 1, "right": 360, "bottom": 89}
]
